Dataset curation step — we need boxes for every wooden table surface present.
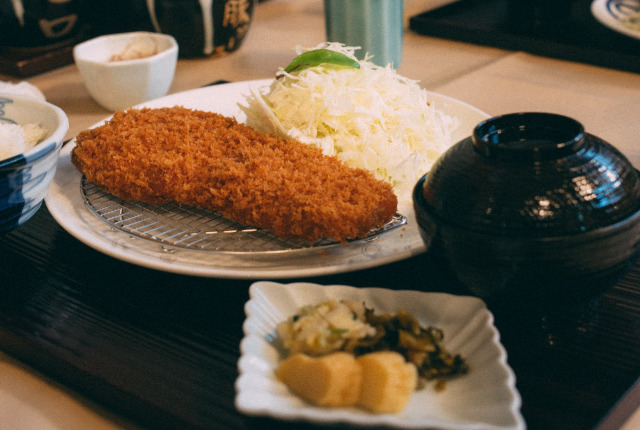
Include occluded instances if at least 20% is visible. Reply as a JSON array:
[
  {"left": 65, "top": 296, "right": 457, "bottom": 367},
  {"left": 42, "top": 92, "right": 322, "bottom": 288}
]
[{"left": 1, "top": 1, "right": 638, "bottom": 429}]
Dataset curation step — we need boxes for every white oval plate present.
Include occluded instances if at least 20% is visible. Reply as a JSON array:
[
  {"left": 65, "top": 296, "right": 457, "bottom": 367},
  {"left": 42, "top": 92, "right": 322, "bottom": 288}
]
[
  {"left": 45, "top": 80, "right": 489, "bottom": 279},
  {"left": 236, "top": 281, "right": 525, "bottom": 429},
  {"left": 591, "top": 0, "right": 640, "bottom": 40}
]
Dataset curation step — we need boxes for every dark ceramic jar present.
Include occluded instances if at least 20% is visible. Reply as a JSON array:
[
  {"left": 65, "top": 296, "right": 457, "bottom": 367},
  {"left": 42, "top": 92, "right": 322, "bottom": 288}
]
[
  {"left": 146, "top": 0, "right": 255, "bottom": 58},
  {"left": 413, "top": 112, "right": 640, "bottom": 307},
  {"left": 0, "top": 0, "right": 85, "bottom": 49}
]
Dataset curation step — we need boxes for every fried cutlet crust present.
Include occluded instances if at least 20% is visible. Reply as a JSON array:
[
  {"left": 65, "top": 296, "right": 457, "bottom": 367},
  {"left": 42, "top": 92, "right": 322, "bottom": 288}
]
[{"left": 71, "top": 107, "right": 397, "bottom": 243}]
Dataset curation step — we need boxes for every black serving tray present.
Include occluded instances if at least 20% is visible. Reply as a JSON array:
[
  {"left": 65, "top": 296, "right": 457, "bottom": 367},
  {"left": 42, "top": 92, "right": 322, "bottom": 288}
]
[
  {"left": 409, "top": 0, "right": 640, "bottom": 74},
  {"left": 0, "top": 203, "right": 639, "bottom": 430},
  {"left": 0, "top": 42, "right": 76, "bottom": 77}
]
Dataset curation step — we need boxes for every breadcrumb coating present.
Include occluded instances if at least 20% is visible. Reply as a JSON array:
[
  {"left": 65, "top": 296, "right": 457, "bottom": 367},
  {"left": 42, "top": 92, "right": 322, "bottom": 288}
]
[{"left": 71, "top": 107, "right": 397, "bottom": 243}]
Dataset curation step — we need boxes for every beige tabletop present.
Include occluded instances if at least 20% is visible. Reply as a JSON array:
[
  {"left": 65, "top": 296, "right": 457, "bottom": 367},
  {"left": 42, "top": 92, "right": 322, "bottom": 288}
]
[{"left": 0, "top": 0, "right": 639, "bottom": 428}]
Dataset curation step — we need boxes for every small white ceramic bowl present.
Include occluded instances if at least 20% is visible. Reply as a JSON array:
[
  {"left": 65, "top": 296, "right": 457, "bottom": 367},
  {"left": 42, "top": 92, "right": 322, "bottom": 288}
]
[
  {"left": 0, "top": 94, "right": 69, "bottom": 231},
  {"left": 73, "top": 31, "right": 178, "bottom": 111}
]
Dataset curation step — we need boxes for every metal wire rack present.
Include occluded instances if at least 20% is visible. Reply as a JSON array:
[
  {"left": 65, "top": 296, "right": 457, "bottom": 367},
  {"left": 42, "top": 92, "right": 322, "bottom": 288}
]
[{"left": 81, "top": 178, "right": 406, "bottom": 253}]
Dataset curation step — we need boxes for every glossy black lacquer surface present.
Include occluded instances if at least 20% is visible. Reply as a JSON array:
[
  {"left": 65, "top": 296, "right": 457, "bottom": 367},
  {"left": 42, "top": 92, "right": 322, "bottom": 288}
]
[
  {"left": 409, "top": 0, "right": 640, "bottom": 74},
  {"left": 414, "top": 113, "right": 640, "bottom": 304},
  {"left": 0, "top": 202, "right": 639, "bottom": 430},
  {"left": 420, "top": 113, "right": 640, "bottom": 236}
]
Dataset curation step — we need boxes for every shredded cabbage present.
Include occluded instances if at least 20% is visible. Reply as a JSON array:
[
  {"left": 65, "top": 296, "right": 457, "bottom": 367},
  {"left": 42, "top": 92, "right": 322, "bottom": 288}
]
[{"left": 239, "top": 43, "right": 459, "bottom": 208}]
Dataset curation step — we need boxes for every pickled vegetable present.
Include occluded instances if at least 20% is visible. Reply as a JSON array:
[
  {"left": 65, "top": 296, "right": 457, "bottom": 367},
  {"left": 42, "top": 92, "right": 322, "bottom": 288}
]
[{"left": 352, "top": 308, "right": 469, "bottom": 383}]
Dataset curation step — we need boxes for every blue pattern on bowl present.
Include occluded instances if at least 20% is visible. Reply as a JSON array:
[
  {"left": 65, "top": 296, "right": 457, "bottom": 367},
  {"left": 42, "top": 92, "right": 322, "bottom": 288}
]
[
  {"left": 0, "top": 95, "right": 68, "bottom": 231},
  {"left": 605, "top": 0, "right": 640, "bottom": 19}
]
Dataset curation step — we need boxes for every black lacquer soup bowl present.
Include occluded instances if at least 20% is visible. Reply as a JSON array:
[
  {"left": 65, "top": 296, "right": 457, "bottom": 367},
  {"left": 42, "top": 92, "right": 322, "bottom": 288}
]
[{"left": 413, "top": 112, "right": 640, "bottom": 307}]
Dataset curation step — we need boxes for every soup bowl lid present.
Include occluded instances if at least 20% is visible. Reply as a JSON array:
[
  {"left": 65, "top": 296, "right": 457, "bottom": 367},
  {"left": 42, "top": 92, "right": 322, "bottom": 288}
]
[{"left": 416, "top": 112, "right": 640, "bottom": 237}]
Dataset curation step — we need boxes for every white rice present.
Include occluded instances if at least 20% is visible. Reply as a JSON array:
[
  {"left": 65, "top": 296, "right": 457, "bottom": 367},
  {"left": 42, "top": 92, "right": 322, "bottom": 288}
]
[{"left": 0, "top": 123, "right": 48, "bottom": 161}]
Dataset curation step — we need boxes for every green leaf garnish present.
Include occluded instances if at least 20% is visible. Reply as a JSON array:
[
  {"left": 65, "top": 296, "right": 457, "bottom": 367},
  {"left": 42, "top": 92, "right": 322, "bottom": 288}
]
[{"left": 283, "top": 49, "right": 360, "bottom": 74}]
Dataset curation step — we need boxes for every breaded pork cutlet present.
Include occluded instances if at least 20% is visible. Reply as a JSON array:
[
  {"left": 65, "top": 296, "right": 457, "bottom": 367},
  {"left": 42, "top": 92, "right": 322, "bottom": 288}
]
[{"left": 71, "top": 107, "right": 397, "bottom": 243}]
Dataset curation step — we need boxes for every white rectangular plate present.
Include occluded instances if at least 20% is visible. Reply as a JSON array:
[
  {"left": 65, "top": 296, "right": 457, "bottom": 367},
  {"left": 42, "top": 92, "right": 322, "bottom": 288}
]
[{"left": 235, "top": 281, "right": 525, "bottom": 429}]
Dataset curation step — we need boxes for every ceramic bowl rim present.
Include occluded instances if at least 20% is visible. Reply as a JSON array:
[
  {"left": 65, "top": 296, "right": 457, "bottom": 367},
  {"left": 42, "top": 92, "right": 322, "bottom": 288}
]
[
  {"left": 72, "top": 31, "right": 178, "bottom": 67},
  {"left": 0, "top": 94, "right": 69, "bottom": 170},
  {"left": 413, "top": 172, "right": 640, "bottom": 243}
]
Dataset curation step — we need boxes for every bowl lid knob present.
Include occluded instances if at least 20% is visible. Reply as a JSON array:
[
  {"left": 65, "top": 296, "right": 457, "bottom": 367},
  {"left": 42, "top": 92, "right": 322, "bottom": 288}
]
[{"left": 472, "top": 112, "right": 585, "bottom": 161}]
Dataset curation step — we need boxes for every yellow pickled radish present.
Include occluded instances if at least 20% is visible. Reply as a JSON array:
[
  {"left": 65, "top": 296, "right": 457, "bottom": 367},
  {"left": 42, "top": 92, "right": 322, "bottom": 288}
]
[
  {"left": 276, "top": 352, "right": 362, "bottom": 407},
  {"left": 357, "top": 351, "right": 417, "bottom": 413}
]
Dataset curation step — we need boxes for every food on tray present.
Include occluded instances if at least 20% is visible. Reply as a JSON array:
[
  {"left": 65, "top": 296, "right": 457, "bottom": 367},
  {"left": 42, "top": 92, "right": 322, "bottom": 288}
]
[
  {"left": 282, "top": 48, "right": 360, "bottom": 74},
  {"left": 277, "top": 300, "right": 468, "bottom": 382},
  {"left": 276, "top": 300, "right": 375, "bottom": 356},
  {"left": 276, "top": 352, "right": 362, "bottom": 407},
  {"left": 622, "top": 11, "right": 640, "bottom": 32},
  {"left": 354, "top": 308, "right": 469, "bottom": 383},
  {"left": 0, "top": 122, "right": 48, "bottom": 161},
  {"left": 71, "top": 107, "right": 397, "bottom": 243},
  {"left": 109, "top": 35, "right": 159, "bottom": 61},
  {"left": 275, "top": 300, "right": 467, "bottom": 413},
  {"left": 276, "top": 350, "right": 417, "bottom": 413},
  {"left": 356, "top": 351, "right": 417, "bottom": 413},
  {"left": 241, "top": 42, "right": 460, "bottom": 208}
]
